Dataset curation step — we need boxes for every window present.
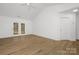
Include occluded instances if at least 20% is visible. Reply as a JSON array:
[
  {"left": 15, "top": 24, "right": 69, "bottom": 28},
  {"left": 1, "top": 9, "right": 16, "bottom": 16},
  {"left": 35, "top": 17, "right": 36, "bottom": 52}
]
[
  {"left": 21, "top": 23, "right": 25, "bottom": 34},
  {"left": 13, "top": 23, "right": 19, "bottom": 35}
]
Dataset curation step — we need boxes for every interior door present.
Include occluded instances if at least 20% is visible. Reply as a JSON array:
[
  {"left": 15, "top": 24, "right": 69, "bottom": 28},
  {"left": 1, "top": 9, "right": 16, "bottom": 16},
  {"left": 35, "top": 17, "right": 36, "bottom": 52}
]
[{"left": 60, "top": 14, "right": 76, "bottom": 41}]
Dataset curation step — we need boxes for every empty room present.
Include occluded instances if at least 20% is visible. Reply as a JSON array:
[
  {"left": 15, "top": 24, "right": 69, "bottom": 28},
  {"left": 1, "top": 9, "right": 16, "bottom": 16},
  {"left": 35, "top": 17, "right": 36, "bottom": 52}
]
[{"left": 0, "top": 3, "right": 79, "bottom": 55}]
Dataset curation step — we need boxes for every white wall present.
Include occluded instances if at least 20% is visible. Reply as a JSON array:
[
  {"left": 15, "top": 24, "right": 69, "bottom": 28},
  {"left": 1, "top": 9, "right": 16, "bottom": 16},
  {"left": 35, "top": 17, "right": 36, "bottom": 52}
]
[
  {"left": 0, "top": 16, "right": 32, "bottom": 38},
  {"left": 76, "top": 13, "right": 79, "bottom": 39},
  {"left": 32, "top": 4, "right": 79, "bottom": 40},
  {"left": 1, "top": 4, "right": 79, "bottom": 40}
]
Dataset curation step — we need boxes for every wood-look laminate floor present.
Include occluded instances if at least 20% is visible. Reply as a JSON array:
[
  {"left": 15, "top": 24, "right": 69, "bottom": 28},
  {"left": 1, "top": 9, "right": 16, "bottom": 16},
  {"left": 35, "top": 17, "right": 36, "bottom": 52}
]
[{"left": 0, "top": 34, "right": 78, "bottom": 55}]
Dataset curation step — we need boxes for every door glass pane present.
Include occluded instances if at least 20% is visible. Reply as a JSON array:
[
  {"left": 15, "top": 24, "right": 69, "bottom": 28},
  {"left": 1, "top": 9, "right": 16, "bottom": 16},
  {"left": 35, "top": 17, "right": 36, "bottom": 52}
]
[
  {"left": 21, "top": 23, "right": 25, "bottom": 34},
  {"left": 13, "top": 23, "right": 18, "bottom": 35}
]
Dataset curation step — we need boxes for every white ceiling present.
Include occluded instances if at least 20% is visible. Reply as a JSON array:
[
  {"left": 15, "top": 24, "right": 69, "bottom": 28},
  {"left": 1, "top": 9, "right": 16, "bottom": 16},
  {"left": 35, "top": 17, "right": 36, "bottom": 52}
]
[{"left": 0, "top": 3, "right": 61, "bottom": 19}]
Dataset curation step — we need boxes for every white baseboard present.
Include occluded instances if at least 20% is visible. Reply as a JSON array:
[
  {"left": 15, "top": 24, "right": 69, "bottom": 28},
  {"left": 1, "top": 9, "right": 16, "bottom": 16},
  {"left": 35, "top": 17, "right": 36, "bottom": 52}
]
[{"left": 32, "top": 34, "right": 76, "bottom": 41}]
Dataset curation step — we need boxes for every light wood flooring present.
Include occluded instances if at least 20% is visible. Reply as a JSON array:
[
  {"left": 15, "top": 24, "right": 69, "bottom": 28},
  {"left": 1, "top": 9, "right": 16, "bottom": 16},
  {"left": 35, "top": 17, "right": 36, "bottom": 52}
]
[{"left": 0, "top": 34, "right": 78, "bottom": 55}]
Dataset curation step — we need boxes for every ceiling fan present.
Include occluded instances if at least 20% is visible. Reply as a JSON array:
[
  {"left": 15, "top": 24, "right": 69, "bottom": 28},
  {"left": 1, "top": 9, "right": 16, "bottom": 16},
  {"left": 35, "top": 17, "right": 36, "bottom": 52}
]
[
  {"left": 20, "top": 3, "right": 36, "bottom": 18},
  {"left": 21, "top": 3, "right": 36, "bottom": 9}
]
